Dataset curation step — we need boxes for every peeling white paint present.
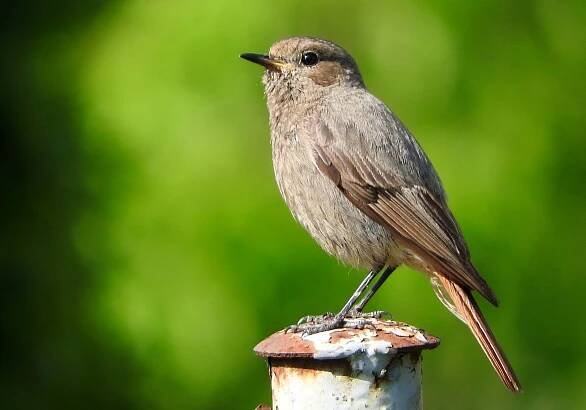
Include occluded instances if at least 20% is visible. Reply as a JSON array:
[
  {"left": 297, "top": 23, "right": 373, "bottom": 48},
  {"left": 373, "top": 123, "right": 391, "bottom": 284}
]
[
  {"left": 256, "top": 320, "right": 437, "bottom": 409},
  {"left": 270, "top": 353, "right": 422, "bottom": 410},
  {"left": 303, "top": 328, "right": 397, "bottom": 377},
  {"left": 270, "top": 326, "right": 424, "bottom": 409}
]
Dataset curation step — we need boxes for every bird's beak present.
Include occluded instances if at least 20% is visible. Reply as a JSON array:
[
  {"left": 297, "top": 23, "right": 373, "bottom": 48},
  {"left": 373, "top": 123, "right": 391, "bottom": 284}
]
[{"left": 240, "top": 53, "right": 287, "bottom": 72}]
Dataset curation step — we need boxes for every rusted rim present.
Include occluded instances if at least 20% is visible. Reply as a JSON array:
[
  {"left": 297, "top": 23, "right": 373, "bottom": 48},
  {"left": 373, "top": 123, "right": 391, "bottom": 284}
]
[{"left": 254, "top": 319, "right": 440, "bottom": 359}]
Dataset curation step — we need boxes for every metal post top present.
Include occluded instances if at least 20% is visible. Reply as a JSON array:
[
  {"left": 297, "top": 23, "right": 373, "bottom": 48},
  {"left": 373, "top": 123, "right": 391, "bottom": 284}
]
[{"left": 254, "top": 319, "right": 439, "bottom": 360}]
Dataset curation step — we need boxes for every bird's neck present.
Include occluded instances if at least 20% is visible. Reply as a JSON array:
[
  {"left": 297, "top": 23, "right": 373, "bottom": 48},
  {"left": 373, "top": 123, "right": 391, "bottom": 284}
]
[{"left": 265, "top": 87, "right": 325, "bottom": 145}]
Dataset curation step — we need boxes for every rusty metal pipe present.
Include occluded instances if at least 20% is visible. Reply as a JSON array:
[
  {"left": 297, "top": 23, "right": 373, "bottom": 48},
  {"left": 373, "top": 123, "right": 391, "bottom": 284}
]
[{"left": 255, "top": 319, "right": 439, "bottom": 409}]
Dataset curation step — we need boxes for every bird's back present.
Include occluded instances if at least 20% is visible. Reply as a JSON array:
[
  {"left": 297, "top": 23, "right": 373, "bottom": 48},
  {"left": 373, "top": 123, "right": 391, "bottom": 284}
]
[{"left": 317, "top": 88, "right": 446, "bottom": 200}]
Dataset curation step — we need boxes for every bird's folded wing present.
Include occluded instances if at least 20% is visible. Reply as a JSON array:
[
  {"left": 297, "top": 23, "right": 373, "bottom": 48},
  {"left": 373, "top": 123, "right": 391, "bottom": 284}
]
[{"left": 312, "top": 121, "right": 498, "bottom": 305}]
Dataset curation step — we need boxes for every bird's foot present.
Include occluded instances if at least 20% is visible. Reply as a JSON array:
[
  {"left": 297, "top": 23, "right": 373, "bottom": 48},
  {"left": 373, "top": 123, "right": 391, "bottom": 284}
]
[
  {"left": 285, "top": 312, "right": 336, "bottom": 334},
  {"left": 285, "top": 310, "right": 389, "bottom": 336},
  {"left": 295, "top": 312, "right": 335, "bottom": 326},
  {"left": 286, "top": 314, "right": 345, "bottom": 335},
  {"left": 347, "top": 308, "right": 390, "bottom": 320},
  {"left": 342, "top": 309, "right": 390, "bottom": 333}
]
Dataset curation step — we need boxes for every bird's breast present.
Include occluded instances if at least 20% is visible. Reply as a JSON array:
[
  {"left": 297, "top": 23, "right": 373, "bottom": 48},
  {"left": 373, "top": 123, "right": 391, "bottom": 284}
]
[{"left": 271, "top": 130, "right": 398, "bottom": 270}]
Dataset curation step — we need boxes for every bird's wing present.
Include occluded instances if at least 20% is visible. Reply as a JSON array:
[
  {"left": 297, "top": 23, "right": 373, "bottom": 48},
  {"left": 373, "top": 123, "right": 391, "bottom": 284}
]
[{"left": 311, "top": 112, "right": 498, "bottom": 305}]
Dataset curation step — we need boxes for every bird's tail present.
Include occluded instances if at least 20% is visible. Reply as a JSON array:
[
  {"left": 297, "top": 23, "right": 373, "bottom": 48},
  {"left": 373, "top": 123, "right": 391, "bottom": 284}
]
[{"left": 434, "top": 275, "right": 522, "bottom": 393}]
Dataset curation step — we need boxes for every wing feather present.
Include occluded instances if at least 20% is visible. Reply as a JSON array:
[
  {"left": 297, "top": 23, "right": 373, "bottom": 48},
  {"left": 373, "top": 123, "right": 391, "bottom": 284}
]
[{"left": 312, "top": 120, "right": 497, "bottom": 305}]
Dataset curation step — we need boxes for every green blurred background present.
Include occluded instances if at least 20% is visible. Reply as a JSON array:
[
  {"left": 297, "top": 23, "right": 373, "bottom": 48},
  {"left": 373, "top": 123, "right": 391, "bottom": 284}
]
[{"left": 2, "top": 0, "right": 585, "bottom": 408}]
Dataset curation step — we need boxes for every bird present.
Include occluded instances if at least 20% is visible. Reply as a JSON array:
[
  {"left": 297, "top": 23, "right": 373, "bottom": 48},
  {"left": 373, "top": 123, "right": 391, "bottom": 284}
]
[{"left": 241, "top": 36, "right": 521, "bottom": 392}]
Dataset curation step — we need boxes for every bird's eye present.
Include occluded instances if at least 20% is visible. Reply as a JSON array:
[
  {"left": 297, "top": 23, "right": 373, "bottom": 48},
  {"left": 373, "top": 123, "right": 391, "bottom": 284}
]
[{"left": 301, "top": 51, "right": 320, "bottom": 66}]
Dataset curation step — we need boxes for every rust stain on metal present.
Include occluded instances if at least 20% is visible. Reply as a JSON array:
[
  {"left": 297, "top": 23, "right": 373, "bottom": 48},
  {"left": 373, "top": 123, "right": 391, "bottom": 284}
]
[
  {"left": 272, "top": 360, "right": 320, "bottom": 390},
  {"left": 254, "top": 330, "right": 315, "bottom": 358},
  {"left": 271, "top": 357, "right": 352, "bottom": 378},
  {"left": 268, "top": 358, "right": 346, "bottom": 391},
  {"left": 407, "top": 351, "right": 421, "bottom": 367},
  {"left": 328, "top": 328, "right": 359, "bottom": 345},
  {"left": 254, "top": 319, "right": 439, "bottom": 359}
]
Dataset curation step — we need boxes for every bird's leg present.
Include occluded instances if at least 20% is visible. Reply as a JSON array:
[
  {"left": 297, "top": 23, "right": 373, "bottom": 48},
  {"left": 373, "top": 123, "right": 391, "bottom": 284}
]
[
  {"left": 296, "top": 312, "right": 335, "bottom": 325},
  {"left": 351, "top": 265, "right": 397, "bottom": 314},
  {"left": 288, "top": 267, "right": 381, "bottom": 335}
]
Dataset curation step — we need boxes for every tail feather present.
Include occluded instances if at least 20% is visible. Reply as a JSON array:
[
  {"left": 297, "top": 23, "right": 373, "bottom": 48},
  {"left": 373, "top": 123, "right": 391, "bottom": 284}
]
[{"left": 436, "top": 275, "right": 522, "bottom": 393}]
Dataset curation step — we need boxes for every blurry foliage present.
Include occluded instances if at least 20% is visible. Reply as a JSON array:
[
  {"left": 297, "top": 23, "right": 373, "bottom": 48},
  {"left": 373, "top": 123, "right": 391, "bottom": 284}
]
[{"left": 1, "top": 0, "right": 585, "bottom": 409}]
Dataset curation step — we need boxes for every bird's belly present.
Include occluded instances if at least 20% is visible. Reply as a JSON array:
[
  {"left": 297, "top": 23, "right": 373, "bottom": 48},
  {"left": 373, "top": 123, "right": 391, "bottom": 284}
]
[{"left": 273, "top": 145, "right": 396, "bottom": 270}]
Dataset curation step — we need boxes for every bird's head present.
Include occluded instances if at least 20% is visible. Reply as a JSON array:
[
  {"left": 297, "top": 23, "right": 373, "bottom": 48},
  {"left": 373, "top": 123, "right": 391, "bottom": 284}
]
[{"left": 241, "top": 37, "right": 364, "bottom": 103}]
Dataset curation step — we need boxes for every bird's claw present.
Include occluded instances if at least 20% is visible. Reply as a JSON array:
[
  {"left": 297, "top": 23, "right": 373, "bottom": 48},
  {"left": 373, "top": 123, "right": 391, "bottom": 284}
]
[
  {"left": 299, "top": 316, "right": 345, "bottom": 336},
  {"left": 296, "top": 312, "right": 334, "bottom": 325},
  {"left": 285, "top": 310, "right": 389, "bottom": 336},
  {"left": 347, "top": 309, "right": 389, "bottom": 320}
]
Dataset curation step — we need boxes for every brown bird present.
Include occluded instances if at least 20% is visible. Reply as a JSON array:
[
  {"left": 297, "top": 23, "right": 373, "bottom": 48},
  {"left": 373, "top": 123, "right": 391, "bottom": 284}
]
[{"left": 242, "top": 36, "right": 521, "bottom": 392}]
